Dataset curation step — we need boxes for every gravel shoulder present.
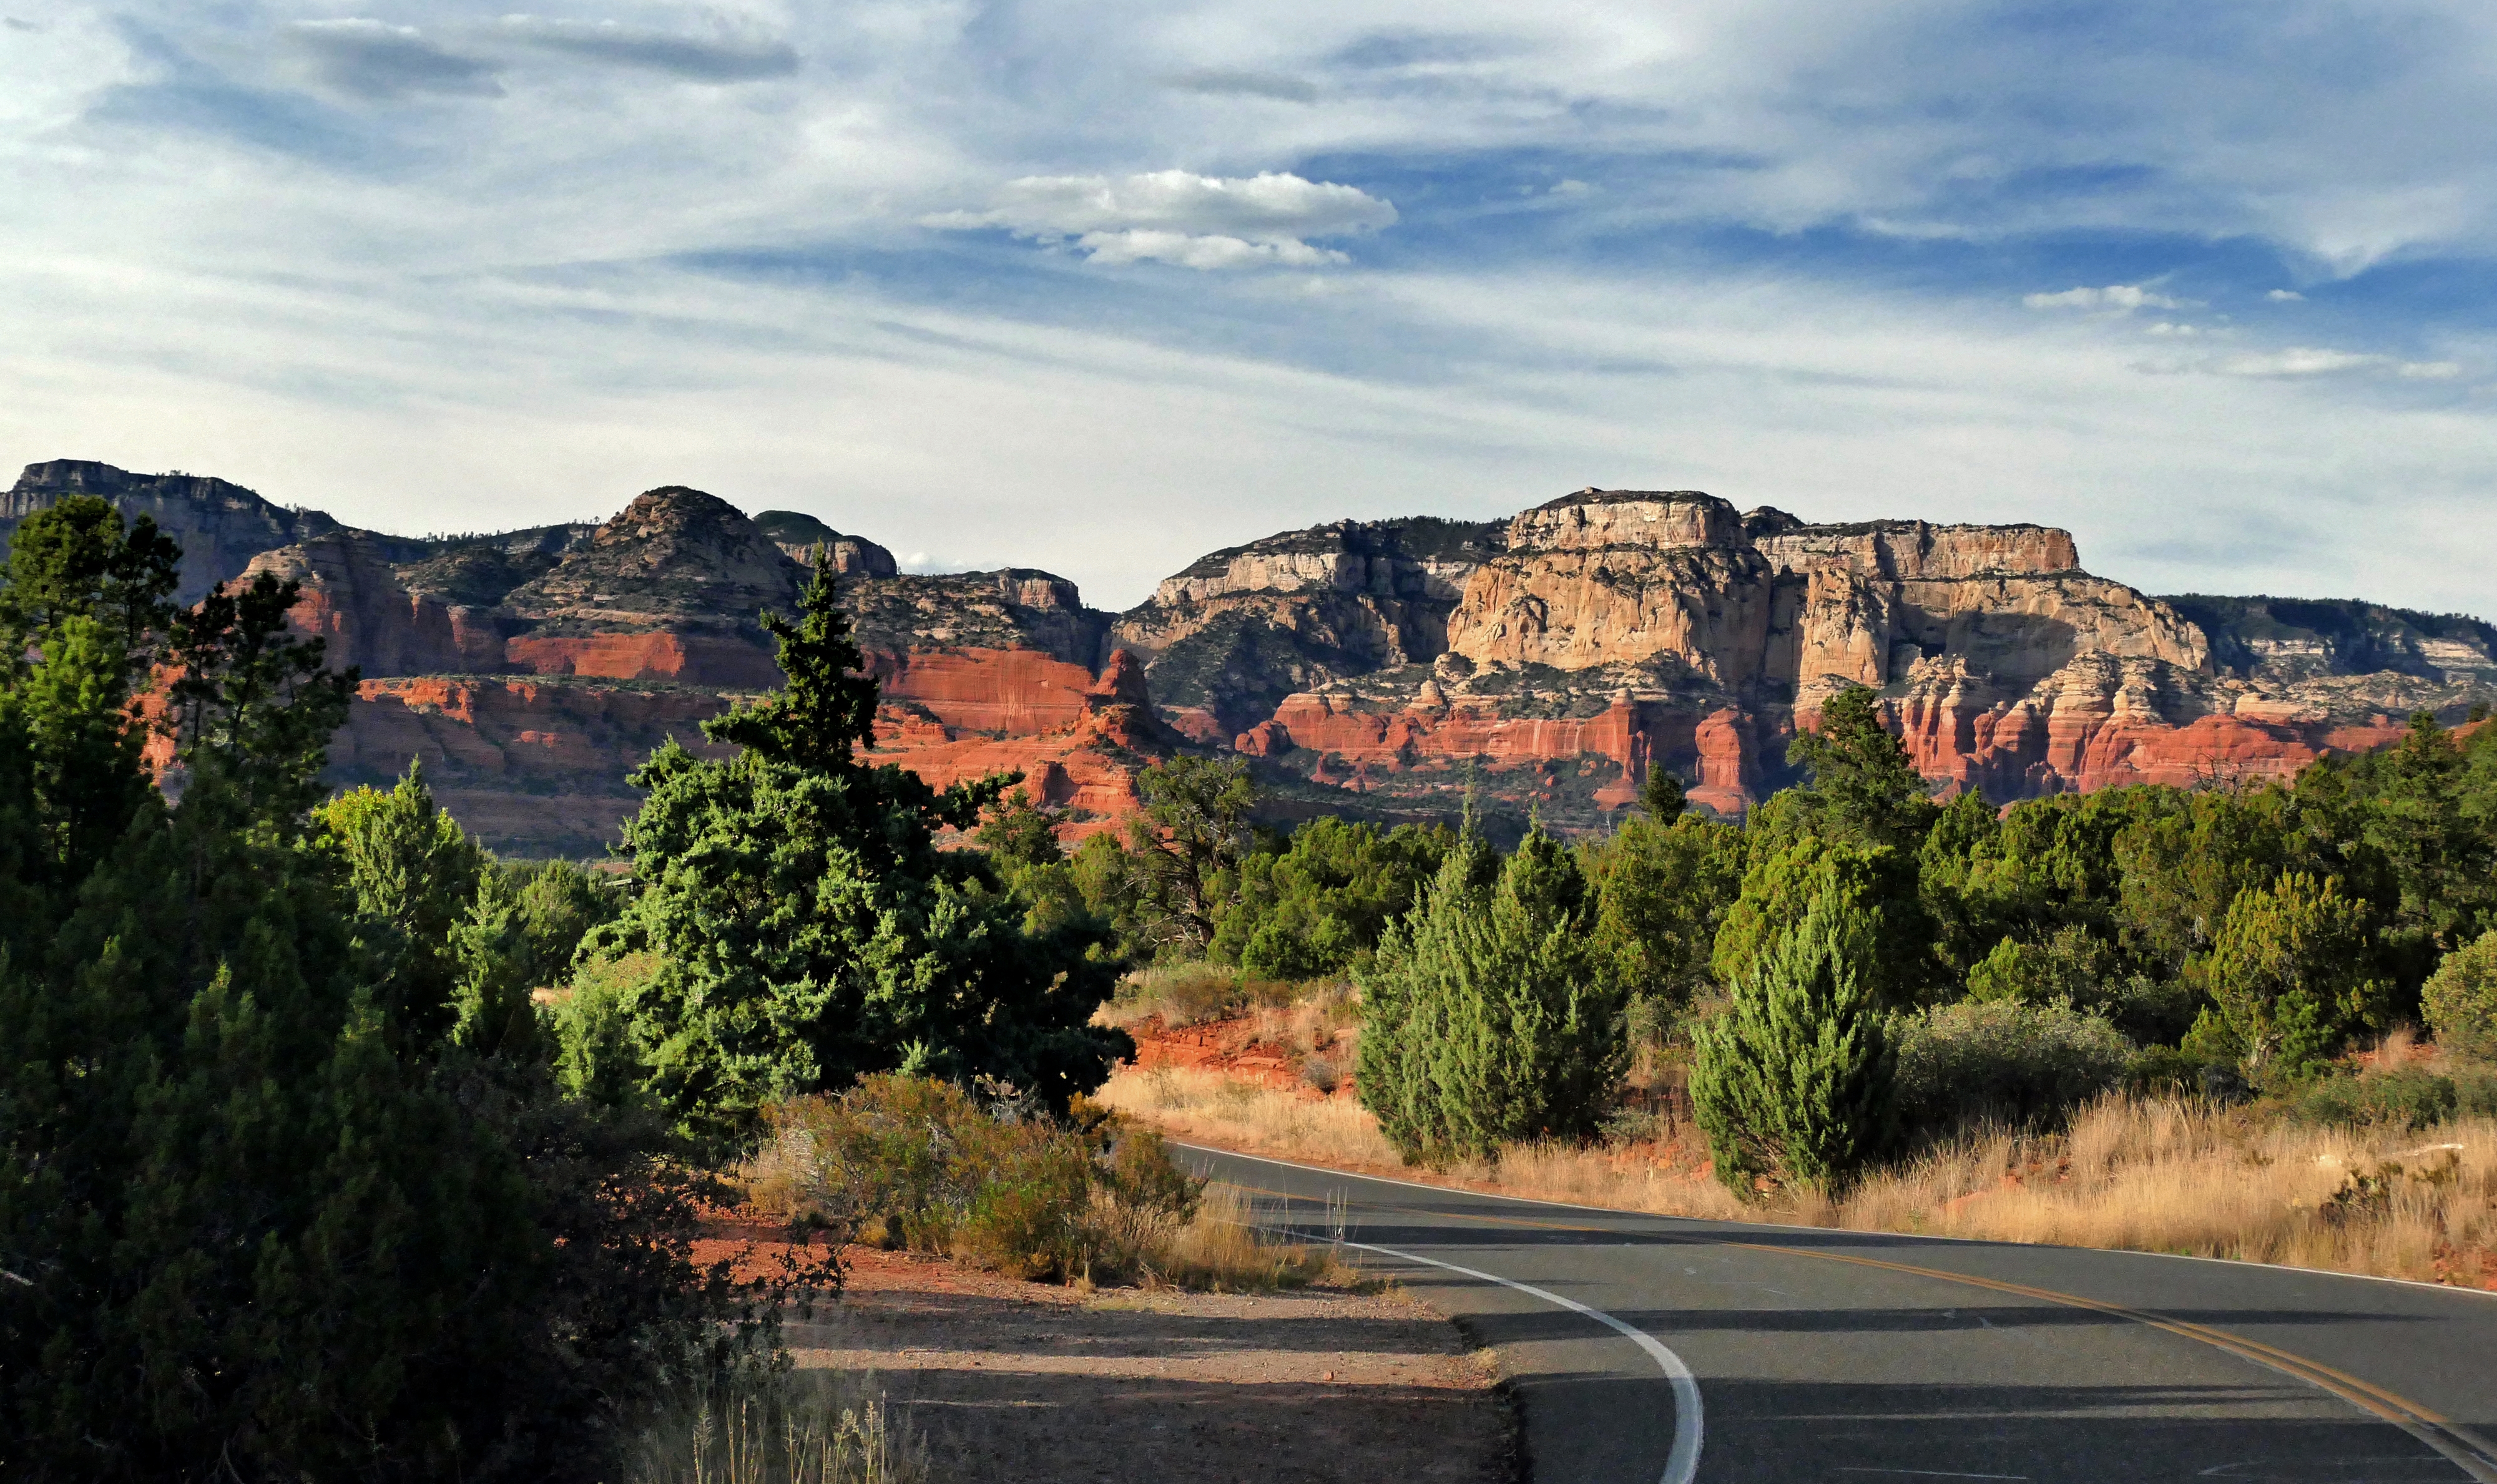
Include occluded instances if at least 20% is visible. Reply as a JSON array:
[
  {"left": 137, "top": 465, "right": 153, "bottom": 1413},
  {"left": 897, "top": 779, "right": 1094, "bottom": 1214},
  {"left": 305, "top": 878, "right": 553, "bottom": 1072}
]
[{"left": 787, "top": 1246, "right": 1514, "bottom": 1484}]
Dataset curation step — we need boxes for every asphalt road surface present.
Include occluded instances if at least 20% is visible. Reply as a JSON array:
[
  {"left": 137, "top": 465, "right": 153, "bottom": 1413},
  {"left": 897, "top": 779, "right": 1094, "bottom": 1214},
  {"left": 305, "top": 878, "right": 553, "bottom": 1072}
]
[{"left": 1174, "top": 1142, "right": 2497, "bottom": 1484}]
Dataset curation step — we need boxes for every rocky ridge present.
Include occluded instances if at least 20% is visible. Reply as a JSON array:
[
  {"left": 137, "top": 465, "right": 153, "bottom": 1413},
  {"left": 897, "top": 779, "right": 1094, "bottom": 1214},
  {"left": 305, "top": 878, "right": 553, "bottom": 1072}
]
[{"left": 6, "top": 462, "right": 2490, "bottom": 853}]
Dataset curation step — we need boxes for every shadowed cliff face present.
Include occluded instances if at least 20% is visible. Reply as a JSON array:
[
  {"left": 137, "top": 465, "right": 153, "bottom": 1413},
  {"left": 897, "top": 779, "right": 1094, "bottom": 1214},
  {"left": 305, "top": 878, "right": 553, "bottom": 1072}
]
[{"left": 11, "top": 460, "right": 2493, "bottom": 851}]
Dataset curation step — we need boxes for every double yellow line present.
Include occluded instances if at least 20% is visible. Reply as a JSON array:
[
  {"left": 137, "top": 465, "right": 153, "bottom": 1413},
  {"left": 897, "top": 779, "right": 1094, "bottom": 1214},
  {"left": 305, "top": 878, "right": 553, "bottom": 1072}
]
[{"left": 1230, "top": 1178, "right": 2497, "bottom": 1483}]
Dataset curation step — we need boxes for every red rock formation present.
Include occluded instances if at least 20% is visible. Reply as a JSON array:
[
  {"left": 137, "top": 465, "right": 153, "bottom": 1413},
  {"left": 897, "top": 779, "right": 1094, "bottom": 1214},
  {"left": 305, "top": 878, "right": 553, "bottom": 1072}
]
[
  {"left": 503, "top": 632, "right": 779, "bottom": 686},
  {"left": 866, "top": 647, "right": 1100, "bottom": 735},
  {"left": 861, "top": 647, "right": 1172, "bottom": 838}
]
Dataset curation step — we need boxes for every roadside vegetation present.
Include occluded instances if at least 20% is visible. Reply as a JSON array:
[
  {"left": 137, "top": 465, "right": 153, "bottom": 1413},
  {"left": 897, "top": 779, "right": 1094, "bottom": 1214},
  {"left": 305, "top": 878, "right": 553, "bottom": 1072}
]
[{"left": 1055, "top": 689, "right": 2497, "bottom": 1287}]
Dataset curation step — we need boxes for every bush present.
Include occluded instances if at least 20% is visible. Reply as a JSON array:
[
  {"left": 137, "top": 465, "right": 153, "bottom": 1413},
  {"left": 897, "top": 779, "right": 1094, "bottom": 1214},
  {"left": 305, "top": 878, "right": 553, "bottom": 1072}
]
[
  {"left": 2196, "top": 872, "right": 2388, "bottom": 1074},
  {"left": 756, "top": 1075, "right": 1227, "bottom": 1285},
  {"left": 1112, "top": 961, "right": 1295, "bottom": 1028},
  {"left": 1356, "top": 829, "right": 1625, "bottom": 1163},
  {"left": 2424, "top": 929, "right": 2497, "bottom": 1061},
  {"left": 1893, "top": 1001, "right": 2136, "bottom": 1134},
  {"left": 1689, "top": 882, "right": 1895, "bottom": 1194},
  {"left": 2289, "top": 1066, "right": 2497, "bottom": 1128}
]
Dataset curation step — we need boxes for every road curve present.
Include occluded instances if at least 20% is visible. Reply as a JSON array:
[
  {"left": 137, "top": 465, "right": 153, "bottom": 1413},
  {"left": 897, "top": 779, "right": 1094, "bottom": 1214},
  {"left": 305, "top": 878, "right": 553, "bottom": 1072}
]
[{"left": 1174, "top": 1142, "right": 2497, "bottom": 1484}]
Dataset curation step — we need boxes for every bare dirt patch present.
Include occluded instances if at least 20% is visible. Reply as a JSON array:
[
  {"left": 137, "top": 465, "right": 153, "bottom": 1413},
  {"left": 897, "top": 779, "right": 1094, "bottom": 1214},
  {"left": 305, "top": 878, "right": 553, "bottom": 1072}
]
[{"left": 787, "top": 1246, "right": 1513, "bottom": 1484}]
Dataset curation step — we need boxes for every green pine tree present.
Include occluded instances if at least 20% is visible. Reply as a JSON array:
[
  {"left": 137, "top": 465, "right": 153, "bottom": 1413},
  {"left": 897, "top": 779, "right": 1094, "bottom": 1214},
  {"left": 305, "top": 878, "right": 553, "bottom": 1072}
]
[
  {"left": 586, "top": 560, "right": 1129, "bottom": 1134},
  {"left": 1690, "top": 882, "right": 1897, "bottom": 1195},
  {"left": 1356, "top": 828, "right": 1626, "bottom": 1163}
]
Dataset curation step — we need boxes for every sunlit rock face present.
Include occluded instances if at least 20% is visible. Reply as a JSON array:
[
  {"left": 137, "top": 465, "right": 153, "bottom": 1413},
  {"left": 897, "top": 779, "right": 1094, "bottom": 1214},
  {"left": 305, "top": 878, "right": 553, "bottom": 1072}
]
[{"left": 12, "top": 459, "right": 2493, "bottom": 850}]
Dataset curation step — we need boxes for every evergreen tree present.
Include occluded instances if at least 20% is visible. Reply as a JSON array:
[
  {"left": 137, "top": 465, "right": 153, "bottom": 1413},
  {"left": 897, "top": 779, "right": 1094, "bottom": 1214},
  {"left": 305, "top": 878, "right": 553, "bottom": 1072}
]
[
  {"left": 312, "top": 763, "right": 487, "bottom": 1047},
  {"left": 2423, "top": 929, "right": 2497, "bottom": 1061},
  {"left": 1689, "top": 882, "right": 1896, "bottom": 1194},
  {"left": 1356, "top": 828, "right": 1625, "bottom": 1163},
  {"left": 1712, "top": 831, "right": 1933, "bottom": 1009},
  {"left": 588, "top": 562, "right": 1129, "bottom": 1133},
  {"left": 1787, "top": 685, "right": 1938, "bottom": 851},
  {"left": 1211, "top": 816, "right": 1451, "bottom": 980},
  {"left": 2192, "top": 871, "right": 2387, "bottom": 1074},
  {"left": 1638, "top": 763, "right": 1687, "bottom": 821},
  {"left": 1582, "top": 809, "right": 1744, "bottom": 1014},
  {"left": 1124, "top": 754, "right": 1255, "bottom": 953}
]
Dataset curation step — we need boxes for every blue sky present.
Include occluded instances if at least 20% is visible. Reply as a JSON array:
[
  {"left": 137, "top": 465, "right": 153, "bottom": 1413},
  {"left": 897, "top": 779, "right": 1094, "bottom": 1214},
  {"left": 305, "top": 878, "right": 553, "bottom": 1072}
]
[{"left": 3, "top": 1, "right": 2495, "bottom": 615}]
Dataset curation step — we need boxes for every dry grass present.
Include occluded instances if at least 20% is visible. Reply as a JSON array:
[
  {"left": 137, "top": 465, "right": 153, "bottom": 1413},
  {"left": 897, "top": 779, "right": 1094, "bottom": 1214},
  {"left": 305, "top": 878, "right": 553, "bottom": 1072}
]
[
  {"left": 1098, "top": 1065, "right": 2497, "bottom": 1287},
  {"left": 1098, "top": 963, "right": 1302, "bottom": 1030},
  {"left": 629, "top": 1371, "right": 929, "bottom": 1484}
]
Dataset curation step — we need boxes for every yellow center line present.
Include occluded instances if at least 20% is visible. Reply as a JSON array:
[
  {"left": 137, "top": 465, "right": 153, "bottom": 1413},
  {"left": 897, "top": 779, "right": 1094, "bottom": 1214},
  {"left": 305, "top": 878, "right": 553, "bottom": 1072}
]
[{"left": 1222, "top": 1178, "right": 2497, "bottom": 1483}]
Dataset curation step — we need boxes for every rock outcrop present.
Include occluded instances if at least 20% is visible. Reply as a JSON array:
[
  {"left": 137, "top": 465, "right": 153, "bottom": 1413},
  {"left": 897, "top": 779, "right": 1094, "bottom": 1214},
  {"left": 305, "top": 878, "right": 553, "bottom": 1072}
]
[
  {"left": 3, "top": 459, "right": 349, "bottom": 603},
  {"left": 753, "top": 510, "right": 898, "bottom": 576},
  {"left": 13, "top": 459, "right": 2491, "bottom": 852}
]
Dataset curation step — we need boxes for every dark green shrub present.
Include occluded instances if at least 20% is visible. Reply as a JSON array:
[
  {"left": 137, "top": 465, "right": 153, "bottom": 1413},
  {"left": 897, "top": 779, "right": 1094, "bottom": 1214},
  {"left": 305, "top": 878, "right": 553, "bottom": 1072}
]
[
  {"left": 1689, "top": 882, "right": 1896, "bottom": 1194},
  {"left": 1893, "top": 1001, "right": 2135, "bottom": 1134},
  {"left": 2195, "top": 872, "right": 2388, "bottom": 1074},
  {"left": 2291, "top": 1069, "right": 2460, "bottom": 1130},
  {"left": 1356, "top": 829, "right": 1625, "bottom": 1163}
]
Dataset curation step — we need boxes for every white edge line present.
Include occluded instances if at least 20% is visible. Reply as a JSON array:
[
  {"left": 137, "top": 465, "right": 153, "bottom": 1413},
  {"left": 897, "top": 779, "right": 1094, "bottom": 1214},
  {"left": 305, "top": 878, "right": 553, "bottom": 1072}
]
[
  {"left": 1328, "top": 1233, "right": 1703, "bottom": 1484},
  {"left": 1172, "top": 1141, "right": 2497, "bottom": 1304}
]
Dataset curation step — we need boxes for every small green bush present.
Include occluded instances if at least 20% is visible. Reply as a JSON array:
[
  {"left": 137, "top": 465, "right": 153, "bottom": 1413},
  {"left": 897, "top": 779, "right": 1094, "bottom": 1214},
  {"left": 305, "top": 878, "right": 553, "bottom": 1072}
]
[
  {"left": 2290, "top": 1066, "right": 2497, "bottom": 1128},
  {"left": 2424, "top": 929, "right": 2497, "bottom": 1061},
  {"left": 1893, "top": 1001, "right": 2135, "bottom": 1134},
  {"left": 2291, "top": 1069, "right": 2456, "bottom": 1129}
]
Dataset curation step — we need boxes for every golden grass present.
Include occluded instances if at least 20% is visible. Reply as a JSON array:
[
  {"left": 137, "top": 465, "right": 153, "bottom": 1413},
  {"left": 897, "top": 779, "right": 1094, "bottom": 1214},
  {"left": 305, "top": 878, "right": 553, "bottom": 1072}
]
[
  {"left": 629, "top": 1371, "right": 928, "bottom": 1484},
  {"left": 1097, "top": 1065, "right": 2497, "bottom": 1287}
]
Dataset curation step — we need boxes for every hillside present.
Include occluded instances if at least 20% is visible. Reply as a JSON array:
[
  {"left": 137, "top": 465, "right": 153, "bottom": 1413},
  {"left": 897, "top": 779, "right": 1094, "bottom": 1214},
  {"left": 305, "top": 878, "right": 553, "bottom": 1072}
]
[{"left": 9, "top": 461, "right": 2491, "bottom": 854}]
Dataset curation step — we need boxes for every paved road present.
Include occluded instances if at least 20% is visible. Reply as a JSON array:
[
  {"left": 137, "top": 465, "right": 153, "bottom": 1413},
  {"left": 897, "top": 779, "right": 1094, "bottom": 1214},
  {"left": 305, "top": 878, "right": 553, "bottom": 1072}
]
[{"left": 1174, "top": 1143, "right": 2497, "bottom": 1484}]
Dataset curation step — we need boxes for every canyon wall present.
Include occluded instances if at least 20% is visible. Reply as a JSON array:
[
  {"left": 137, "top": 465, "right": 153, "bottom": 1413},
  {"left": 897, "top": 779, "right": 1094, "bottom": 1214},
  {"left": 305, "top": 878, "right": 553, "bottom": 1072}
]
[{"left": 10, "top": 461, "right": 2492, "bottom": 853}]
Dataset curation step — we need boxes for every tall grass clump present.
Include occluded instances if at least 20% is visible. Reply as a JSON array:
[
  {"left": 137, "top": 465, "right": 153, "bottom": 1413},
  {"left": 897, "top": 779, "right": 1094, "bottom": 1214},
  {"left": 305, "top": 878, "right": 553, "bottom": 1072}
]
[{"left": 628, "top": 1370, "right": 927, "bottom": 1484}]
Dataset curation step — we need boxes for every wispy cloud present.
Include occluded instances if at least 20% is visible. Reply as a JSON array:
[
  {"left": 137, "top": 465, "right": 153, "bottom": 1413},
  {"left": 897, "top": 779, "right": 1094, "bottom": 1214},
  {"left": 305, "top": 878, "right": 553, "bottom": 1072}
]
[
  {"left": 493, "top": 16, "right": 798, "bottom": 82},
  {"left": 284, "top": 19, "right": 501, "bottom": 100},
  {"left": 1163, "top": 68, "right": 1317, "bottom": 103},
  {"left": 928, "top": 171, "right": 1396, "bottom": 269},
  {"left": 2024, "top": 284, "right": 2189, "bottom": 313}
]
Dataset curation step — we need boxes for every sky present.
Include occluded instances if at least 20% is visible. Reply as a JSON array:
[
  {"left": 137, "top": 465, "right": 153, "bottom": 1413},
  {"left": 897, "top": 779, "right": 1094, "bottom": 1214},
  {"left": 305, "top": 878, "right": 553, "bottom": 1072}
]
[{"left": 3, "top": 2, "right": 2495, "bottom": 615}]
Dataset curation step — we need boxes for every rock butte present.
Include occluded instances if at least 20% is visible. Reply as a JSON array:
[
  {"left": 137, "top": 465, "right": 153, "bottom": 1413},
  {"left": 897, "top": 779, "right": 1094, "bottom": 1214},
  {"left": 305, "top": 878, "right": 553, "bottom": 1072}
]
[{"left": 7, "top": 462, "right": 2491, "bottom": 853}]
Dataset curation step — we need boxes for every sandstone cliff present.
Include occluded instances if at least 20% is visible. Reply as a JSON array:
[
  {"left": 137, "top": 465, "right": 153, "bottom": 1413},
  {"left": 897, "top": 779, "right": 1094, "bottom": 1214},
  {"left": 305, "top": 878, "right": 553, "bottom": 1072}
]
[
  {"left": 13, "top": 458, "right": 2492, "bottom": 853},
  {"left": 1122, "top": 489, "right": 2497, "bottom": 825}
]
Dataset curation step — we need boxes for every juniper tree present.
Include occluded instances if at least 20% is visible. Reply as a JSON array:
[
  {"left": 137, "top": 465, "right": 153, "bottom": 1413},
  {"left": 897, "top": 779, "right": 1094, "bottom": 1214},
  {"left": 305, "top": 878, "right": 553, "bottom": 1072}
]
[
  {"left": 585, "top": 559, "right": 1129, "bottom": 1134},
  {"left": 1690, "top": 881, "right": 1896, "bottom": 1194},
  {"left": 1356, "top": 827, "right": 1625, "bottom": 1163}
]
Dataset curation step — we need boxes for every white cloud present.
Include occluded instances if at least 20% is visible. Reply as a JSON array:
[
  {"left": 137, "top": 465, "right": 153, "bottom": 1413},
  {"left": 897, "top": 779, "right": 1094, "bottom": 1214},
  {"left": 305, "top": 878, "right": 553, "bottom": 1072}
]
[
  {"left": 2024, "top": 285, "right": 2189, "bottom": 313},
  {"left": 1076, "top": 230, "right": 1347, "bottom": 268},
  {"left": 2400, "top": 360, "right": 2465, "bottom": 379},
  {"left": 2146, "top": 321, "right": 2199, "bottom": 337},
  {"left": 2267, "top": 289, "right": 2307, "bottom": 302},
  {"left": 493, "top": 17, "right": 799, "bottom": 81},
  {"left": 930, "top": 170, "right": 1395, "bottom": 270},
  {"left": 2205, "top": 347, "right": 2387, "bottom": 377},
  {"left": 284, "top": 18, "right": 502, "bottom": 99}
]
